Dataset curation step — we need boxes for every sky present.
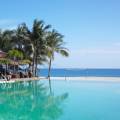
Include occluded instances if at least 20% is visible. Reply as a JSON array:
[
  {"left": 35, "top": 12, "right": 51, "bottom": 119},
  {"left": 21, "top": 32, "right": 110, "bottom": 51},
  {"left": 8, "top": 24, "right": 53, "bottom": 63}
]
[{"left": 0, "top": 0, "right": 120, "bottom": 68}]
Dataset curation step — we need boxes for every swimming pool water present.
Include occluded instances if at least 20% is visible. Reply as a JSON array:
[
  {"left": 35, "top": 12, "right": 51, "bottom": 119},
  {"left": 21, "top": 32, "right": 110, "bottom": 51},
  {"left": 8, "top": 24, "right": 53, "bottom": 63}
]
[{"left": 0, "top": 80, "right": 120, "bottom": 120}]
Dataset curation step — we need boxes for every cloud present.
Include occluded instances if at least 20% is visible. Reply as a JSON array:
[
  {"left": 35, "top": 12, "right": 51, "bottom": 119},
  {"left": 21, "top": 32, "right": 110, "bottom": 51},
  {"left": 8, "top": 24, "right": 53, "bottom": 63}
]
[
  {"left": 0, "top": 19, "right": 14, "bottom": 25},
  {"left": 71, "top": 48, "right": 120, "bottom": 55},
  {"left": 113, "top": 42, "right": 120, "bottom": 47},
  {"left": 0, "top": 19, "right": 18, "bottom": 29},
  {"left": 39, "top": 46, "right": 120, "bottom": 68}
]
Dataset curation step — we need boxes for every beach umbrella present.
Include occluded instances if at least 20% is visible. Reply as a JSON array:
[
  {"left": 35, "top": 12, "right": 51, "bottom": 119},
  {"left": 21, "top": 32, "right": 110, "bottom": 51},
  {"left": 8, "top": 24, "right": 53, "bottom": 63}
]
[
  {"left": 0, "top": 58, "right": 10, "bottom": 74},
  {"left": 0, "top": 51, "right": 9, "bottom": 72},
  {"left": 18, "top": 60, "right": 31, "bottom": 65},
  {"left": 9, "top": 60, "right": 19, "bottom": 65},
  {"left": 0, "top": 58, "right": 10, "bottom": 64}
]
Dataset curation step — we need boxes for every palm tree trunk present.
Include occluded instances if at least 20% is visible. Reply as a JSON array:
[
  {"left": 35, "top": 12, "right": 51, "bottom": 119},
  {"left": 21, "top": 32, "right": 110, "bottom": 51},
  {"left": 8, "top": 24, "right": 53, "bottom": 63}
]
[
  {"left": 29, "top": 63, "right": 32, "bottom": 72},
  {"left": 14, "top": 64, "right": 15, "bottom": 74},
  {"left": 32, "top": 49, "right": 35, "bottom": 77},
  {"left": 32, "top": 56, "right": 34, "bottom": 73},
  {"left": 14, "top": 57, "right": 16, "bottom": 74},
  {"left": 35, "top": 56, "right": 38, "bottom": 77},
  {"left": 48, "top": 57, "right": 52, "bottom": 78},
  {"left": 5, "top": 64, "right": 7, "bottom": 75}
]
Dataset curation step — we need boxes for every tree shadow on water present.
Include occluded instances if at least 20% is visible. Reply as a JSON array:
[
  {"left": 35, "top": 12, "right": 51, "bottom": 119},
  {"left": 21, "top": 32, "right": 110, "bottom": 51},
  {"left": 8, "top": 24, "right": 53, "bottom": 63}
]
[{"left": 0, "top": 81, "right": 68, "bottom": 120}]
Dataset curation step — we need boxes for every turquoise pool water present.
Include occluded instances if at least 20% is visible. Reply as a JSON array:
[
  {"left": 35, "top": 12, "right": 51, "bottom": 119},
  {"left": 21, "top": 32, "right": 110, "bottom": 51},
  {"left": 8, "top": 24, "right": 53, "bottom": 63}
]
[{"left": 0, "top": 80, "right": 120, "bottom": 120}]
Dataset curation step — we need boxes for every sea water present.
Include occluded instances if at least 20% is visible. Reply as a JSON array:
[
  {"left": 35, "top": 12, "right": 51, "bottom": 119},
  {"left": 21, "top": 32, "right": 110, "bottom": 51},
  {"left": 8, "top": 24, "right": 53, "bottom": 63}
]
[{"left": 38, "top": 68, "right": 120, "bottom": 77}]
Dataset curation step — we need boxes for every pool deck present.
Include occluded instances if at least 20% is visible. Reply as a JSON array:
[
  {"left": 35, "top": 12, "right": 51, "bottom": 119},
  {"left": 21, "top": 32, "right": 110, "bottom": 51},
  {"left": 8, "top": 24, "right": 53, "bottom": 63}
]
[
  {"left": 1, "top": 76, "right": 120, "bottom": 83},
  {"left": 0, "top": 77, "right": 45, "bottom": 83}
]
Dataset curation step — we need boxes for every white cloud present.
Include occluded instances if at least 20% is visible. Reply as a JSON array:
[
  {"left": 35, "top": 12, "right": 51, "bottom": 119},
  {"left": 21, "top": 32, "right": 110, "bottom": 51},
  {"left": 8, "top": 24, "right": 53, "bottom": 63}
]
[
  {"left": 113, "top": 42, "right": 120, "bottom": 47},
  {"left": 52, "top": 47, "right": 120, "bottom": 68},
  {"left": 78, "top": 48, "right": 120, "bottom": 54},
  {"left": 0, "top": 19, "right": 18, "bottom": 29},
  {"left": 0, "top": 19, "right": 14, "bottom": 25}
]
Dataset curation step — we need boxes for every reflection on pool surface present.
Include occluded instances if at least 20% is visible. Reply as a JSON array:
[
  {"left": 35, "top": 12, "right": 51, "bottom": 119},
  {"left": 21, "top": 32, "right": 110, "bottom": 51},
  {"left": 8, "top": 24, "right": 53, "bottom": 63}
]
[
  {"left": 0, "top": 80, "right": 120, "bottom": 120},
  {"left": 0, "top": 80, "right": 68, "bottom": 120}
]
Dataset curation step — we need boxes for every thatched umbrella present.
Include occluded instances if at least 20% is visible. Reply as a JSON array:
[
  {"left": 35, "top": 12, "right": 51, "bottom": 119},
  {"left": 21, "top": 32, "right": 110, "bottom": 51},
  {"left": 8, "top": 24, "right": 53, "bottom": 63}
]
[
  {"left": 0, "top": 58, "right": 19, "bottom": 73},
  {"left": 19, "top": 60, "right": 31, "bottom": 65},
  {"left": 0, "top": 50, "right": 7, "bottom": 71},
  {"left": 0, "top": 58, "right": 10, "bottom": 64},
  {"left": 0, "top": 58, "right": 10, "bottom": 75}
]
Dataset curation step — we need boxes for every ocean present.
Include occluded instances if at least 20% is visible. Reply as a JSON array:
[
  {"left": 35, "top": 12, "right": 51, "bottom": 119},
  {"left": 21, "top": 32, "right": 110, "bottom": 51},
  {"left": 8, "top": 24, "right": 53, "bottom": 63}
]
[{"left": 38, "top": 68, "right": 120, "bottom": 77}]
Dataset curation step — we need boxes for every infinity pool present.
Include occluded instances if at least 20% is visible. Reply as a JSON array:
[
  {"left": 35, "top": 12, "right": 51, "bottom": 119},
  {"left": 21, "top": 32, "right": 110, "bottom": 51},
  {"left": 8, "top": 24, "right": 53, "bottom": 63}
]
[{"left": 0, "top": 80, "right": 120, "bottom": 120}]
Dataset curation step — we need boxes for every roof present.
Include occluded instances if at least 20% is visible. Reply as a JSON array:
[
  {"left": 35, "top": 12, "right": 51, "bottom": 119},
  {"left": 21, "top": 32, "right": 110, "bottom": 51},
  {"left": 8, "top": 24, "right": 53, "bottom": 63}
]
[{"left": 0, "top": 50, "right": 7, "bottom": 58}]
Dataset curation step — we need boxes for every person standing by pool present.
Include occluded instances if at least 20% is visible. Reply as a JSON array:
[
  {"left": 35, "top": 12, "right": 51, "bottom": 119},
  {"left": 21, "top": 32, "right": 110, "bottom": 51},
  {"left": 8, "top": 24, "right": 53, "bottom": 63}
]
[
  {"left": 0, "top": 72, "right": 6, "bottom": 80},
  {"left": 6, "top": 71, "right": 12, "bottom": 81},
  {"left": 28, "top": 71, "right": 32, "bottom": 78}
]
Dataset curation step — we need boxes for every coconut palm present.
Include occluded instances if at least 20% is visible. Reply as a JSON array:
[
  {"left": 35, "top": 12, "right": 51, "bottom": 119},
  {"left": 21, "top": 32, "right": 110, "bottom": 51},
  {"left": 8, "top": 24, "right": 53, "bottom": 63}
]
[
  {"left": 0, "top": 19, "right": 69, "bottom": 78},
  {"left": 26, "top": 19, "right": 51, "bottom": 76},
  {"left": 46, "top": 30, "right": 69, "bottom": 78},
  {"left": 11, "top": 23, "right": 31, "bottom": 59},
  {"left": 0, "top": 29, "right": 14, "bottom": 52}
]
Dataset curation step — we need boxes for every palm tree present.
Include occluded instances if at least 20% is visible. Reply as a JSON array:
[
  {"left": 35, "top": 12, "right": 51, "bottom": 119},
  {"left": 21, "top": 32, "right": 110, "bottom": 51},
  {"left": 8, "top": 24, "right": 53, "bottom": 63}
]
[
  {"left": 26, "top": 19, "right": 51, "bottom": 76},
  {"left": 11, "top": 23, "right": 31, "bottom": 58},
  {"left": 0, "top": 29, "right": 14, "bottom": 52},
  {"left": 0, "top": 19, "right": 69, "bottom": 78},
  {"left": 10, "top": 23, "right": 33, "bottom": 72},
  {"left": 46, "top": 30, "right": 69, "bottom": 78}
]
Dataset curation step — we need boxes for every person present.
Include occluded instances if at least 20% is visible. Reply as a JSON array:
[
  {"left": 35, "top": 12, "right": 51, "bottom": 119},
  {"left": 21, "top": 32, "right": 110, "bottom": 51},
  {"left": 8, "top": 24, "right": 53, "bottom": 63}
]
[
  {"left": 0, "top": 72, "right": 3, "bottom": 79},
  {"left": 6, "top": 71, "right": 12, "bottom": 81},
  {"left": 0, "top": 72, "right": 6, "bottom": 80},
  {"left": 28, "top": 71, "right": 32, "bottom": 78},
  {"left": 19, "top": 72, "right": 24, "bottom": 78}
]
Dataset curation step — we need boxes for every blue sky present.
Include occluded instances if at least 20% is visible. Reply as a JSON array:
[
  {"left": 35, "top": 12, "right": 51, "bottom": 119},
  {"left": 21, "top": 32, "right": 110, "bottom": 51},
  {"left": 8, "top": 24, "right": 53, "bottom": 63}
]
[{"left": 0, "top": 0, "right": 120, "bottom": 68}]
